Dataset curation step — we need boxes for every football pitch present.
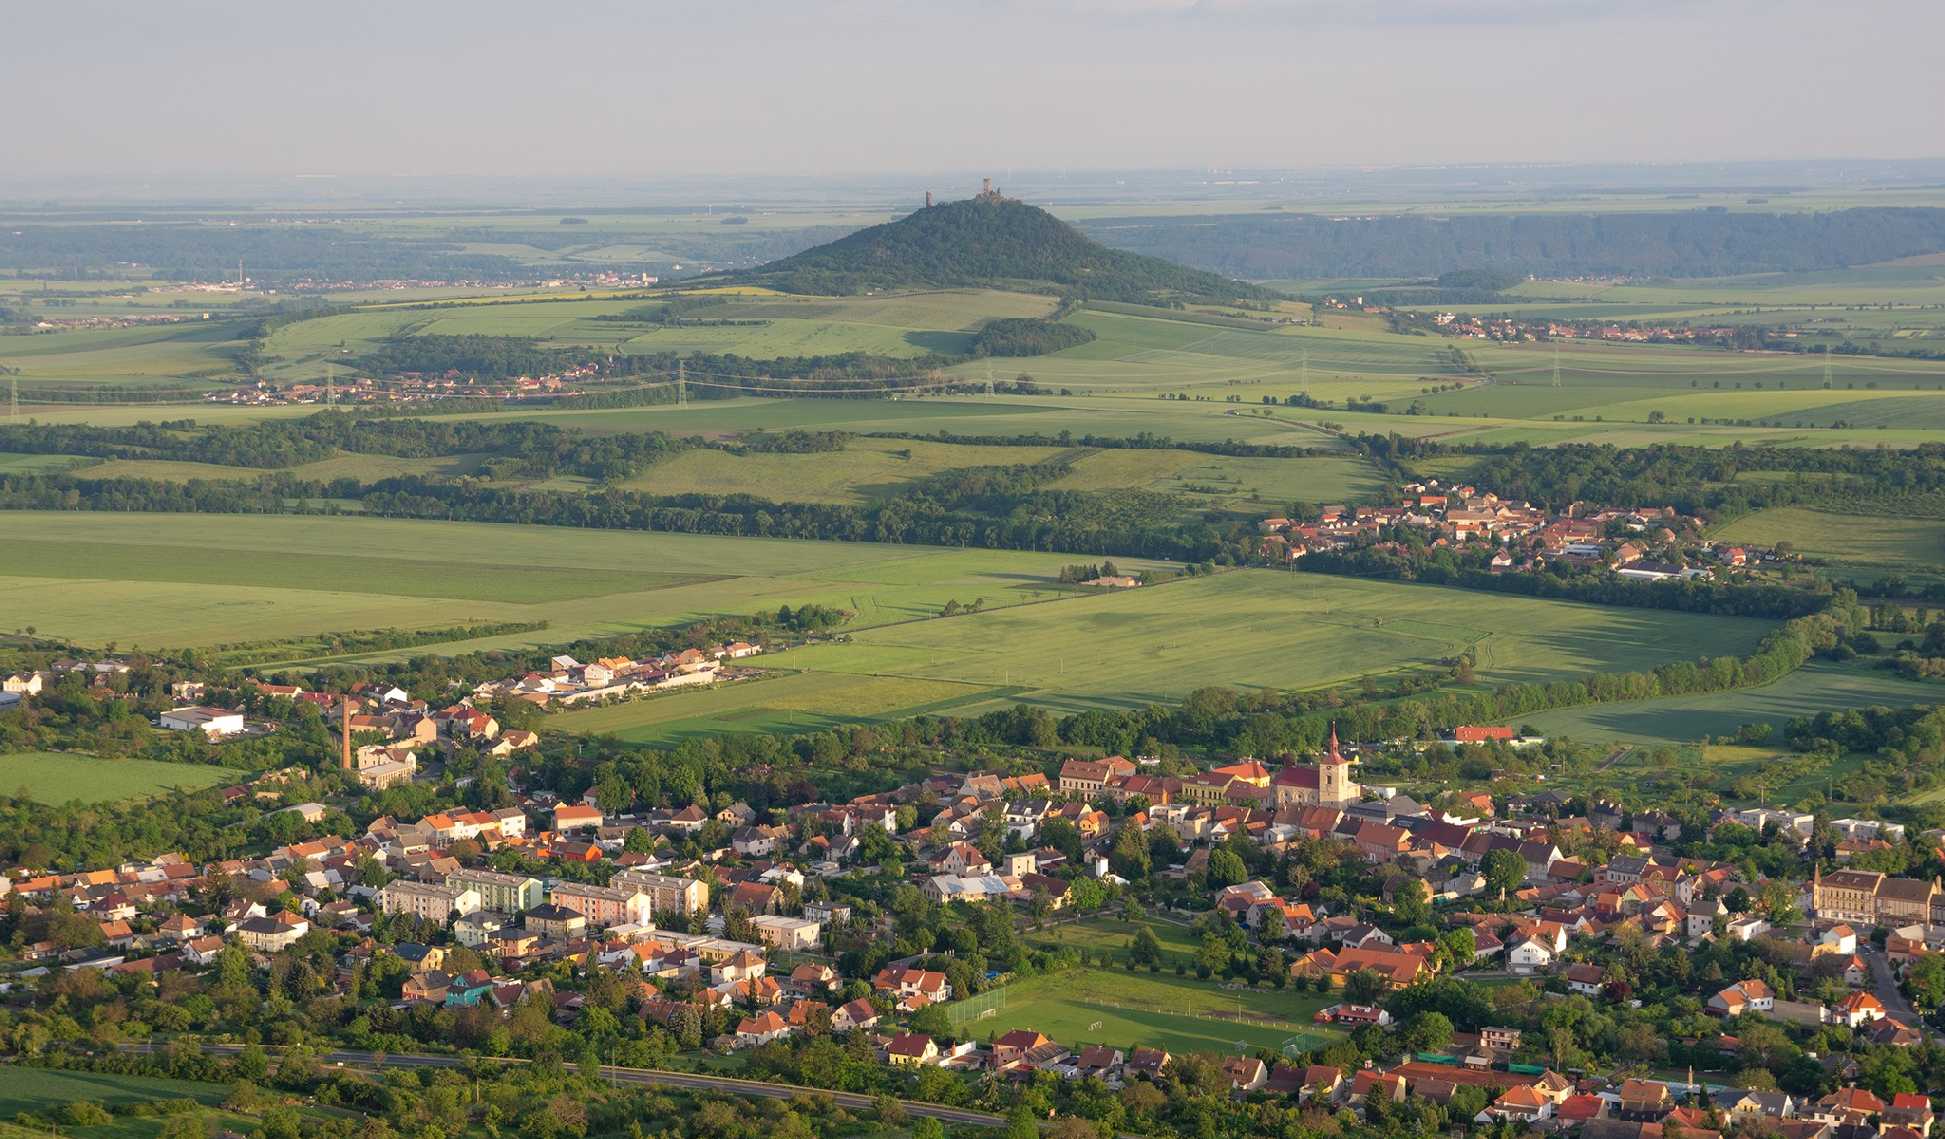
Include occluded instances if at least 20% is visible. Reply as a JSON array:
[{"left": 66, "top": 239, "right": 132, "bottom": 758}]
[{"left": 947, "top": 967, "right": 1338, "bottom": 1057}]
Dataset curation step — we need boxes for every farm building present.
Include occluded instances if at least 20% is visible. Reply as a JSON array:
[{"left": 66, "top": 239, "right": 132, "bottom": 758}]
[{"left": 158, "top": 706, "right": 245, "bottom": 738}]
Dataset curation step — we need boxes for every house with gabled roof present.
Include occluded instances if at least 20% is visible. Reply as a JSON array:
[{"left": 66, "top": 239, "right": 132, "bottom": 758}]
[
  {"left": 886, "top": 1033, "right": 939, "bottom": 1067},
  {"left": 1708, "top": 979, "right": 1774, "bottom": 1017}
]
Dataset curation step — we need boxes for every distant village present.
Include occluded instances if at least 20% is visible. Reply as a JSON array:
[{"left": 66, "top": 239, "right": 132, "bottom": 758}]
[
  {"left": 204, "top": 364, "right": 609, "bottom": 407},
  {"left": 1319, "top": 294, "right": 1801, "bottom": 350},
  {"left": 1260, "top": 479, "right": 1787, "bottom": 584}
]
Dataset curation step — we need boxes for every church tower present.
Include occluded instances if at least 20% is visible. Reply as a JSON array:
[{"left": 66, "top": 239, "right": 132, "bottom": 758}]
[{"left": 1317, "top": 723, "right": 1357, "bottom": 806}]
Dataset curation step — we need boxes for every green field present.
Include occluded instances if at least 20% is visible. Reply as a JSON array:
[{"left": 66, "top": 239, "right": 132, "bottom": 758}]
[
  {"left": 1712, "top": 507, "right": 1945, "bottom": 577},
  {"left": 553, "top": 570, "right": 1779, "bottom": 739},
  {"left": 0, "top": 453, "right": 91, "bottom": 474},
  {"left": 11, "top": 225, "right": 1945, "bottom": 453},
  {"left": 26, "top": 280, "right": 1945, "bottom": 452},
  {"left": 550, "top": 671, "right": 1002, "bottom": 744},
  {"left": 615, "top": 437, "right": 1383, "bottom": 512},
  {"left": 0, "top": 319, "right": 254, "bottom": 388},
  {"left": 0, "top": 752, "right": 242, "bottom": 804},
  {"left": 257, "top": 288, "right": 1057, "bottom": 383},
  {"left": 1520, "top": 661, "right": 1942, "bottom": 748},
  {"left": 948, "top": 966, "right": 1337, "bottom": 1057},
  {"left": 0, "top": 512, "right": 1168, "bottom": 656},
  {"left": 621, "top": 437, "right": 1066, "bottom": 504},
  {"left": 75, "top": 451, "right": 494, "bottom": 484},
  {"left": 0, "top": 1067, "right": 251, "bottom": 1139},
  {"left": 751, "top": 570, "right": 1776, "bottom": 715}
]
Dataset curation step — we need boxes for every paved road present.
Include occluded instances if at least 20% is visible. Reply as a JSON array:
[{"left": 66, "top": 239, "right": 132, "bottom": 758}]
[
  {"left": 1863, "top": 947, "right": 1922, "bottom": 1029},
  {"left": 123, "top": 1044, "right": 1006, "bottom": 1127}
]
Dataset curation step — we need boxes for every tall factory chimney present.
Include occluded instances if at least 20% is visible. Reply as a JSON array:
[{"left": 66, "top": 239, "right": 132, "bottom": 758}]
[
  {"left": 340, "top": 700, "right": 353, "bottom": 770},
  {"left": 925, "top": 190, "right": 933, "bottom": 208}
]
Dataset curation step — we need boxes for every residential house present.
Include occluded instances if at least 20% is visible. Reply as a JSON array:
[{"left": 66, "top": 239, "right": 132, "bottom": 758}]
[
  {"left": 1709, "top": 979, "right": 1775, "bottom": 1017},
  {"left": 886, "top": 1034, "right": 940, "bottom": 1067},
  {"left": 234, "top": 913, "right": 309, "bottom": 952}
]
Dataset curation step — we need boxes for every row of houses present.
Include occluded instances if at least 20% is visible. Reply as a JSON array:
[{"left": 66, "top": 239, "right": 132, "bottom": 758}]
[{"left": 472, "top": 648, "right": 758, "bottom": 710}]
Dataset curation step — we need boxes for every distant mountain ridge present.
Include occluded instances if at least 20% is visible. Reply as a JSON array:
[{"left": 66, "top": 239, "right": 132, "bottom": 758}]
[{"left": 725, "top": 186, "right": 1272, "bottom": 303}]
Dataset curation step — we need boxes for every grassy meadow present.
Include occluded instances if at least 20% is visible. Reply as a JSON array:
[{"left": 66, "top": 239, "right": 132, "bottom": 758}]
[
  {"left": 0, "top": 752, "right": 240, "bottom": 804},
  {"left": 948, "top": 966, "right": 1337, "bottom": 1056},
  {"left": 0, "top": 751, "right": 242, "bottom": 804},
  {"left": 1025, "top": 913, "right": 1202, "bottom": 958},
  {"left": 0, "top": 1067, "right": 251, "bottom": 1139}
]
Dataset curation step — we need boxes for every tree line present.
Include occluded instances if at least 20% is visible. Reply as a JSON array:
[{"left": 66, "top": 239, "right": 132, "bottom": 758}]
[
  {"left": 0, "top": 413, "right": 687, "bottom": 482},
  {"left": 1079, "top": 206, "right": 1945, "bottom": 280},
  {"left": 867, "top": 429, "right": 1342, "bottom": 459},
  {"left": 0, "top": 461, "right": 1259, "bottom": 563}
]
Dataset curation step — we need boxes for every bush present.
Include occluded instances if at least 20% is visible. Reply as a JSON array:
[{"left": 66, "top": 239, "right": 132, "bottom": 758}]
[{"left": 63, "top": 1103, "right": 115, "bottom": 1127}]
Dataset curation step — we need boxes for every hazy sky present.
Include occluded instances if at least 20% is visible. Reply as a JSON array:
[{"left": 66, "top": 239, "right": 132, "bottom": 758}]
[{"left": 9, "top": 0, "right": 1942, "bottom": 179}]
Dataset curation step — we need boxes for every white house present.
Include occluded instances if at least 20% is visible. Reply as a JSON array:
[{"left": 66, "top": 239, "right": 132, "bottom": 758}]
[
  {"left": 1726, "top": 915, "right": 1770, "bottom": 942},
  {"left": 1820, "top": 925, "right": 1859, "bottom": 955},
  {"left": 1506, "top": 937, "right": 1555, "bottom": 974},
  {"left": 2, "top": 672, "right": 44, "bottom": 696}
]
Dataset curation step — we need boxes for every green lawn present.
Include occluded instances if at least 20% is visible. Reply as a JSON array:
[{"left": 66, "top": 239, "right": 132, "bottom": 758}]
[
  {"left": 0, "top": 752, "right": 242, "bottom": 805},
  {"left": 948, "top": 967, "right": 1337, "bottom": 1057},
  {"left": 1025, "top": 914, "right": 1202, "bottom": 959}
]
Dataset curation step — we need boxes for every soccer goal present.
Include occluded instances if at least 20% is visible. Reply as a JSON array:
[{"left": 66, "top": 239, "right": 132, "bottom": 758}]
[{"left": 950, "top": 985, "right": 1008, "bottom": 1025}]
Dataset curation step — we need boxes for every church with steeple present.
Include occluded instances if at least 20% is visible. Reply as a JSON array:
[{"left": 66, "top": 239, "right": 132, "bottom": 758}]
[{"left": 1270, "top": 724, "right": 1361, "bottom": 808}]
